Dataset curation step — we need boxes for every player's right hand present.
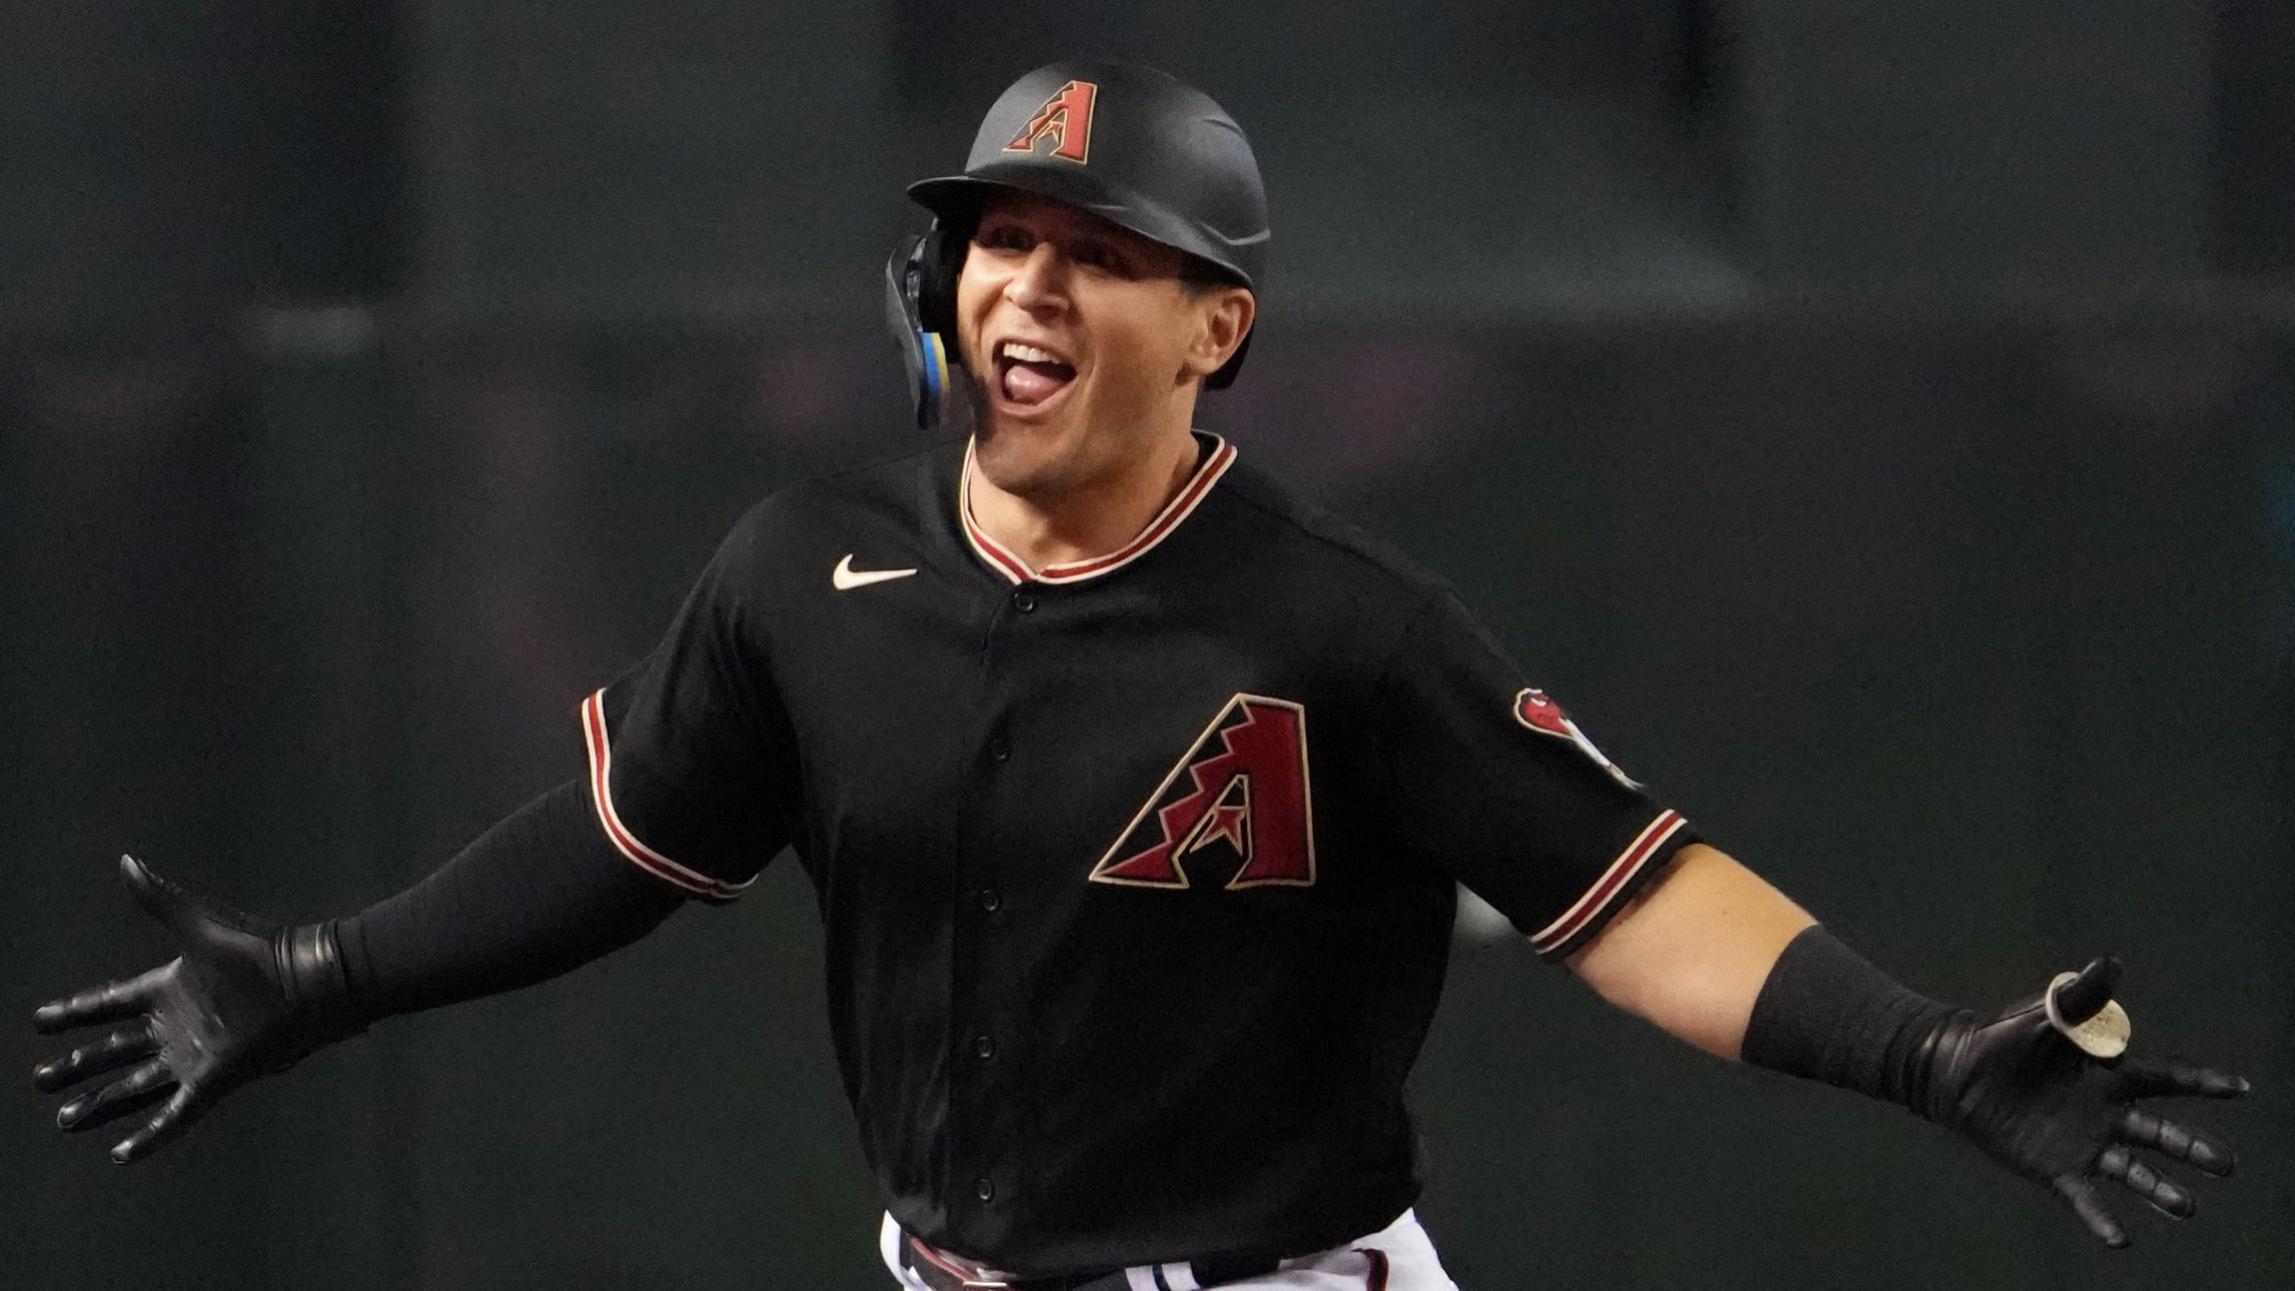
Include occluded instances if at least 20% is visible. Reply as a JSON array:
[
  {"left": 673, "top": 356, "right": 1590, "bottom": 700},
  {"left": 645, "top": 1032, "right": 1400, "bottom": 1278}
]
[{"left": 31, "top": 855, "right": 363, "bottom": 1163}]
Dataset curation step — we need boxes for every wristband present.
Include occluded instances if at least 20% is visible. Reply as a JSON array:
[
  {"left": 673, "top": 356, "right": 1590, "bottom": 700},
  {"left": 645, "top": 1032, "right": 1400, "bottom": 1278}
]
[{"left": 1740, "top": 924, "right": 1966, "bottom": 1115}]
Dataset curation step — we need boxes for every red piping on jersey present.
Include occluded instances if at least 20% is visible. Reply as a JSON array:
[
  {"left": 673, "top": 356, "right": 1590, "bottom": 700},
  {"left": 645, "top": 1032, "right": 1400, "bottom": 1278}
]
[
  {"left": 1528, "top": 809, "right": 1687, "bottom": 955},
  {"left": 958, "top": 434, "right": 1237, "bottom": 586},
  {"left": 580, "top": 689, "right": 751, "bottom": 901},
  {"left": 1362, "top": 1247, "right": 1391, "bottom": 1291},
  {"left": 905, "top": 1235, "right": 983, "bottom": 1283}
]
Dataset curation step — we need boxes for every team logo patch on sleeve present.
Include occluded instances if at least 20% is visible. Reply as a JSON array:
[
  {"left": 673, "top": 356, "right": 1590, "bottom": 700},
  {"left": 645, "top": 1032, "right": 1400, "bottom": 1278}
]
[
  {"left": 1091, "top": 693, "right": 1315, "bottom": 890},
  {"left": 1003, "top": 79, "right": 1098, "bottom": 164},
  {"left": 1514, "top": 688, "right": 1641, "bottom": 790}
]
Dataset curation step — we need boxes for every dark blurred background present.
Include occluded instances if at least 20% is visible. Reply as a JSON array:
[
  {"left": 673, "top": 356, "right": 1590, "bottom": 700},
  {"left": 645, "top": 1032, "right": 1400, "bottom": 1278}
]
[{"left": 6, "top": 2, "right": 2290, "bottom": 1287}]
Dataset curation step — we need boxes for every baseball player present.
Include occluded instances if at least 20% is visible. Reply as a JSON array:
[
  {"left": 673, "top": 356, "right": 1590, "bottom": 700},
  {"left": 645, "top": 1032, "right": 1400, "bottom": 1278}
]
[{"left": 33, "top": 61, "right": 2248, "bottom": 1291}]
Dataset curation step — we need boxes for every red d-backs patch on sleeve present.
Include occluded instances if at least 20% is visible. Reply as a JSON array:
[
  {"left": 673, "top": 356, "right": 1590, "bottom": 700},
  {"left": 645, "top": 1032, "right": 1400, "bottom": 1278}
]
[{"left": 1514, "top": 688, "right": 1640, "bottom": 790}]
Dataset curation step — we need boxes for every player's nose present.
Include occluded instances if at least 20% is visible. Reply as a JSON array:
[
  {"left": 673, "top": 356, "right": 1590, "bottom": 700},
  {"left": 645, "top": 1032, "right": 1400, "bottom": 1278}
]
[{"left": 1004, "top": 243, "right": 1069, "bottom": 312}]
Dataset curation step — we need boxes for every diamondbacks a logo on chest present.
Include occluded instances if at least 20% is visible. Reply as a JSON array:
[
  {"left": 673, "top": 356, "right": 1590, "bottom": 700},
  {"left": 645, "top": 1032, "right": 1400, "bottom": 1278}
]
[{"left": 1090, "top": 693, "right": 1315, "bottom": 890}]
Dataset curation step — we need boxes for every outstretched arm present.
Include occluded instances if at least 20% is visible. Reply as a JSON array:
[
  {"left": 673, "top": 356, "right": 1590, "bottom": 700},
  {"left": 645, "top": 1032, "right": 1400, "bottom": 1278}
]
[
  {"left": 1565, "top": 843, "right": 2249, "bottom": 1247},
  {"left": 1564, "top": 842, "right": 1814, "bottom": 1059},
  {"left": 31, "top": 781, "right": 683, "bottom": 1162},
  {"left": 35, "top": 502, "right": 795, "bottom": 1163}
]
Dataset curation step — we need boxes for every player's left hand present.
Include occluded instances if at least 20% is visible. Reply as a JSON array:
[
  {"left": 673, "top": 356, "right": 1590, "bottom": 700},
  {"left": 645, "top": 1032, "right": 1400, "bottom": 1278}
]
[{"left": 1920, "top": 956, "right": 2249, "bottom": 1247}]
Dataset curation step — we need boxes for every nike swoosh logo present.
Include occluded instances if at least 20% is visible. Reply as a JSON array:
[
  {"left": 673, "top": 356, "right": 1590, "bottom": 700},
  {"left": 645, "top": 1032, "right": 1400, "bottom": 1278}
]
[{"left": 832, "top": 554, "right": 919, "bottom": 591}]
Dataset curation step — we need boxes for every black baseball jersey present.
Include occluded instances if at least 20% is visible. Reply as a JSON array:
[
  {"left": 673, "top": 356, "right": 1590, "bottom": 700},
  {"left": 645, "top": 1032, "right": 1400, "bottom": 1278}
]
[{"left": 579, "top": 431, "right": 1697, "bottom": 1275}]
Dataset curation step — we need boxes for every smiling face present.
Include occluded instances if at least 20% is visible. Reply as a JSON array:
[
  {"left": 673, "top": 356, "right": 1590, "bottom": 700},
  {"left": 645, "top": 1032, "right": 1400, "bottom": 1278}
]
[{"left": 955, "top": 190, "right": 1253, "bottom": 502}]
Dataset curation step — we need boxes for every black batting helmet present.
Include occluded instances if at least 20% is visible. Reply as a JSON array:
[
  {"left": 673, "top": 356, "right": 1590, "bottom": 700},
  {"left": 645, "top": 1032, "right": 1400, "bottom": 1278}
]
[{"left": 885, "top": 61, "right": 1269, "bottom": 427}]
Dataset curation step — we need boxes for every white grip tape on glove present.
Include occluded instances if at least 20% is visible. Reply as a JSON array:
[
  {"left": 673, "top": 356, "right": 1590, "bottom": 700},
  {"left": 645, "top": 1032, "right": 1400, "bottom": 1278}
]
[{"left": 2045, "top": 970, "right": 2132, "bottom": 1059}]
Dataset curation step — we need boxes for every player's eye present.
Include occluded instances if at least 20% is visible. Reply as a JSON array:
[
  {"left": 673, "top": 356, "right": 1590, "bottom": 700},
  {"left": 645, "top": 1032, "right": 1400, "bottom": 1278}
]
[
  {"left": 1073, "top": 242, "right": 1125, "bottom": 274},
  {"left": 979, "top": 224, "right": 1031, "bottom": 252}
]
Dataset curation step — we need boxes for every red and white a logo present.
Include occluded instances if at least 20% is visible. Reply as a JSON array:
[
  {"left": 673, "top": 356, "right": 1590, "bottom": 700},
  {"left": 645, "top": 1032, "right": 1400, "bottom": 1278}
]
[
  {"left": 1003, "top": 79, "right": 1098, "bottom": 164},
  {"left": 1090, "top": 693, "right": 1315, "bottom": 890}
]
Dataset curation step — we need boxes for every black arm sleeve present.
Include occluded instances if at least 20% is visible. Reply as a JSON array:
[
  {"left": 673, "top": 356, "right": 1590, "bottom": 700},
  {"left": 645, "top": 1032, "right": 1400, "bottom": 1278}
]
[
  {"left": 329, "top": 781, "right": 685, "bottom": 1019},
  {"left": 1740, "top": 924, "right": 1961, "bottom": 1111}
]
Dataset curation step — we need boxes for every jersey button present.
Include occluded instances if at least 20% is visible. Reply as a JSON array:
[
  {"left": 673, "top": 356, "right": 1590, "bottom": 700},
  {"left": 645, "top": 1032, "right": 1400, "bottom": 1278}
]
[
  {"left": 1011, "top": 589, "right": 1037, "bottom": 614},
  {"left": 975, "top": 1175, "right": 996, "bottom": 1204},
  {"left": 987, "top": 736, "right": 1011, "bottom": 764},
  {"left": 977, "top": 887, "right": 1001, "bottom": 913},
  {"left": 972, "top": 1033, "right": 995, "bottom": 1061}
]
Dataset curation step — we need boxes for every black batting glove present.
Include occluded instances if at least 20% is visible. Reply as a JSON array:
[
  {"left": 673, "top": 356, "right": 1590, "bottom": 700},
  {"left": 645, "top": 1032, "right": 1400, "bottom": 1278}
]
[
  {"left": 31, "top": 855, "right": 366, "bottom": 1163},
  {"left": 1916, "top": 957, "right": 2248, "bottom": 1247}
]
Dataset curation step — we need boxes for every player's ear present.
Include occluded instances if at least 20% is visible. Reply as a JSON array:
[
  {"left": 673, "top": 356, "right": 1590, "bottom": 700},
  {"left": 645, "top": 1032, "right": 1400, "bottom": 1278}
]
[{"left": 1179, "top": 287, "right": 1254, "bottom": 383}]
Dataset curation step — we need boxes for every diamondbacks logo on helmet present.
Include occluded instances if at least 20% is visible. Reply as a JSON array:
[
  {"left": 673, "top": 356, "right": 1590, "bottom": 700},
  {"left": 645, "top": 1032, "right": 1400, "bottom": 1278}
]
[
  {"left": 1003, "top": 79, "right": 1099, "bottom": 164},
  {"left": 1514, "top": 688, "right": 1641, "bottom": 790},
  {"left": 1091, "top": 693, "right": 1314, "bottom": 889}
]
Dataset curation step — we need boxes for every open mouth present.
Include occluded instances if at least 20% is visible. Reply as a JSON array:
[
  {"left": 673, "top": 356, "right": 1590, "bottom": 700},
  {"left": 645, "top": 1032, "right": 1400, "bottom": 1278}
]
[{"left": 991, "top": 339, "right": 1078, "bottom": 410}]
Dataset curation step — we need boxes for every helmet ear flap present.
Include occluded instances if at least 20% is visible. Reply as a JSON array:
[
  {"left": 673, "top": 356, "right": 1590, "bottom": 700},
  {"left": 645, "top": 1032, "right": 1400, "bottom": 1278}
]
[
  {"left": 914, "top": 219, "right": 967, "bottom": 339},
  {"left": 884, "top": 219, "right": 976, "bottom": 431}
]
